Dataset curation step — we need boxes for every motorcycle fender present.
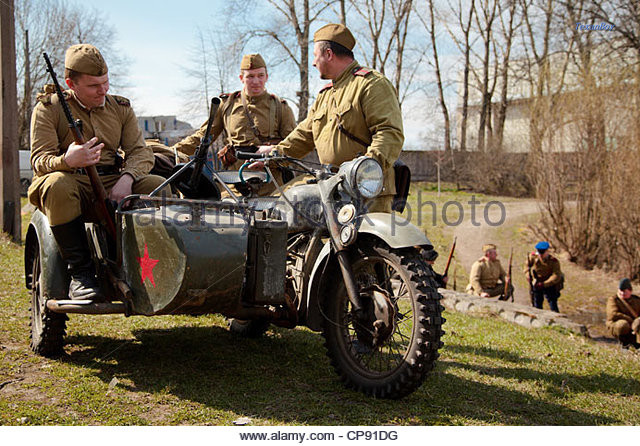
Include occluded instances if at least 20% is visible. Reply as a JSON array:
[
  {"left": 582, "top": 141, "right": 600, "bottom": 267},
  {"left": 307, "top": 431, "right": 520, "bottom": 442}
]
[
  {"left": 24, "top": 210, "right": 69, "bottom": 299},
  {"left": 305, "top": 241, "right": 333, "bottom": 332},
  {"left": 304, "top": 213, "right": 433, "bottom": 332},
  {"left": 355, "top": 212, "right": 432, "bottom": 249}
]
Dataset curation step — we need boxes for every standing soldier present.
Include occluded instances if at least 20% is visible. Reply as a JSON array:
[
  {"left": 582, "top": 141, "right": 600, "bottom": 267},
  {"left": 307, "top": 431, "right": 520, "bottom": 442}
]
[
  {"left": 525, "top": 241, "right": 564, "bottom": 312},
  {"left": 29, "top": 44, "right": 168, "bottom": 301},
  {"left": 254, "top": 23, "right": 404, "bottom": 212},
  {"left": 466, "top": 244, "right": 512, "bottom": 298},
  {"left": 606, "top": 278, "right": 640, "bottom": 348},
  {"left": 171, "top": 53, "right": 296, "bottom": 195}
]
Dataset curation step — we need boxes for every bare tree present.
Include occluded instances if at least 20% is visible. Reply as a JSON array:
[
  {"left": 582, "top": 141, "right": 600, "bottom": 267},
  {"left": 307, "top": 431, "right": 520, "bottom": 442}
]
[
  {"left": 348, "top": 0, "right": 417, "bottom": 104},
  {"left": 179, "top": 26, "right": 242, "bottom": 119},
  {"left": 420, "top": 0, "right": 451, "bottom": 152},
  {"left": 473, "top": 0, "right": 498, "bottom": 152},
  {"left": 442, "top": 0, "right": 475, "bottom": 151},
  {"left": 493, "top": 0, "right": 521, "bottom": 151}
]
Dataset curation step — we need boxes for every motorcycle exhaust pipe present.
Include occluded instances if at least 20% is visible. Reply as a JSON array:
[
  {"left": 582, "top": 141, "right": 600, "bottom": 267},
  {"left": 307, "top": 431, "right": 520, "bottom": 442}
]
[{"left": 46, "top": 300, "right": 126, "bottom": 314}]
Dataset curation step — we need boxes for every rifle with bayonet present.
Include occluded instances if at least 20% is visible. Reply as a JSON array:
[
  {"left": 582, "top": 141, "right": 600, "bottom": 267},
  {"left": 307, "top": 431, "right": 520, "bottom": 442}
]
[
  {"left": 43, "top": 52, "right": 117, "bottom": 240},
  {"left": 442, "top": 237, "right": 457, "bottom": 289},
  {"left": 500, "top": 248, "right": 513, "bottom": 301}
]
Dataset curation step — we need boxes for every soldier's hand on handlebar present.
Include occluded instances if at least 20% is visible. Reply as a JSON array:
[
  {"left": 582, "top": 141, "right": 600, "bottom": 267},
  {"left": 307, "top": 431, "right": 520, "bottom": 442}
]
[
  {"left": 64, "top": 136, "right": 104, "bottom": 168},
  {"left": 247, "top": 145, "right": 275, "bottom": 170}
]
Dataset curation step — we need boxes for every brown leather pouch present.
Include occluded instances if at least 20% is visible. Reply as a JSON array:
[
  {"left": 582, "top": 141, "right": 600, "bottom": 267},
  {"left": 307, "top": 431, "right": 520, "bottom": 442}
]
[{"left": 218, "top": 145, "right": 237, "bottom": 167}]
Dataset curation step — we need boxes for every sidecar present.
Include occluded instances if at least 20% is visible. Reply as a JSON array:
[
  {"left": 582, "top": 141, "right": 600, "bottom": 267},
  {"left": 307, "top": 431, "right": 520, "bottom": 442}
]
[{"left": 24, "top": 194, "right": 295, "bottom": 357}]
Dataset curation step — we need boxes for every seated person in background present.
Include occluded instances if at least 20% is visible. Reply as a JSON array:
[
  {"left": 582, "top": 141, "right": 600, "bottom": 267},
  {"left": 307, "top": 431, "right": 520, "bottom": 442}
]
[
  {"left": 466, "top": 244, "right": 512, "bottom": 299},
  {"left": 606, "top": 278, "right": 640, "bottom": 348}
]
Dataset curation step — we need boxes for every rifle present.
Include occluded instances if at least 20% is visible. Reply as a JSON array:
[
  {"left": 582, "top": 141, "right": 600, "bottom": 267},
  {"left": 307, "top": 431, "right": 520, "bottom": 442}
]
[
  {"left": 43, "top": 52, "right": 117, "bottom": 240},
  {"left": 149, "top": 97, "right": 223, "bottom": 199},
  {"left": 526, "top": 253, "right": 535, "bottom": 306},
  {"left": 500, "top": 248, "right": 513, "bottom": 301},
  {"left": 452, "top": 264, "right": 457, "bottom": 291},
  {"left": 442, "top": 237, "right": 457, "bottom": 288}
]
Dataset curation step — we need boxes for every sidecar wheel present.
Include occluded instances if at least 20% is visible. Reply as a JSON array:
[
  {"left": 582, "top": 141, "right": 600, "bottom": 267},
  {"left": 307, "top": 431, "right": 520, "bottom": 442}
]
[
  {"left": 228, "top": 318, "right": 270, "bottom": 338},
  {"left": 322, "top": 240, "right": 444, "bottom": 399},
  {"left": 29, "top": 242, "right": 67, "bottom": 357}
]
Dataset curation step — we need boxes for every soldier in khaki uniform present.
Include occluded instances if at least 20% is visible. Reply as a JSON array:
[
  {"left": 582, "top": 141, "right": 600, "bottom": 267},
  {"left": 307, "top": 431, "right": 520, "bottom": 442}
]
[
  {"left": 466, "top": 244, "right": 511, "bottom": 298},
  {"left": 171, "top": 53, "right": 296, "bottom": 195},
  {"left": 28, "top": 44, "right": 167, "bottom": 301},
  {"left": 525, "top": 241, "right": 563, "bottom": 312},
  {"left": 606, "top": 278, "right": 640, "bottom": 348},
  {"left": 255, "top": 24, "right": 404, "bottom": 212}
]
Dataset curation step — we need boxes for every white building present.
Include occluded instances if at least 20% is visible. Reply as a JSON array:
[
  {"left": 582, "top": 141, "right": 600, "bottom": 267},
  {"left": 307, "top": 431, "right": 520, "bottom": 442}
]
[{"left": 137, "top": 116, "right": 194, "bottom": 146}]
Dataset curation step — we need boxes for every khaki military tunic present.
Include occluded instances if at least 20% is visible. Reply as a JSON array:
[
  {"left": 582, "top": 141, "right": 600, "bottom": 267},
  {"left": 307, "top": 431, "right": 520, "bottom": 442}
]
[
  {"left": 28, "top": 88, "right": 163, "bottom": 226},
  {"left": 274, "top": 60, "right": 404, "bottom": 212},
  {"left": 172, "top": 90, "right": 295, "bottom": 196},
  {"left": 525, "top": 253, "right": 563, "bottom": 288},
  {"left": 606, "top": 294, "right": 640, "bottom": 338},
  {"left": 172, "top": 90, "right": 295, "bottom": 159},
  {"left": 467, "top": 257, "right": 506, "bottom": 296}
]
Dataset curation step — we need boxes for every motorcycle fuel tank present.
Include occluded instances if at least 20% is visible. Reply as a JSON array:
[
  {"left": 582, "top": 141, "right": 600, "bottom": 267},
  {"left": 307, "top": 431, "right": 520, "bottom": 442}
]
[{"left": 120, "top": 204, "right": 249, "bottom": 316}]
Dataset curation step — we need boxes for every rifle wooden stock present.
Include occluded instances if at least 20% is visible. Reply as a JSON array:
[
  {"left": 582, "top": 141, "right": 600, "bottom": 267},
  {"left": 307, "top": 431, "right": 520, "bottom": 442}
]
[
  {"left": 43, "top": 52, "right": 116, "bottom": 240},
  {"left": 442, "top": 236, "right": 457, "bottom": 280}
]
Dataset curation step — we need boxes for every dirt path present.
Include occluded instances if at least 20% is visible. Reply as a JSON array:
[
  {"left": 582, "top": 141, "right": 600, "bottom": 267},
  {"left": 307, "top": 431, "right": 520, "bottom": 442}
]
[
  {"left": 452, "top": 199, "right": 540, "bottom": 306},
  {"left": 450, "top": 198, "right": 616, "bottom": 340}
]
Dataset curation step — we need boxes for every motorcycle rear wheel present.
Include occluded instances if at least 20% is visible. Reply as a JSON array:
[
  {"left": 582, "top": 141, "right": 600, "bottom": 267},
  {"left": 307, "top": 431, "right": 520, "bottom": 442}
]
[
  {"left": 322, "top": 240, "right": 444, "bottom": 399},
  {"left": 29, "top": 241, "right": 67, "bottom": 357}
]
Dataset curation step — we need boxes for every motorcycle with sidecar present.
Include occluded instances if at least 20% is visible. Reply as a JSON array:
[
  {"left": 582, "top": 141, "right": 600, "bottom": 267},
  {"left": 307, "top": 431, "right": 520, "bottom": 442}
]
[{"left": 24, "top": 98, "right": 444, "bottom": 399}]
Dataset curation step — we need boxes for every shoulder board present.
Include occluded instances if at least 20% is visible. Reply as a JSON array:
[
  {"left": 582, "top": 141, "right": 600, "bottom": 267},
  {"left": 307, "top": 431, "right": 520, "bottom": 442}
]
[
  {"left": 36, "top": 87, "right": 70, "bottom": 106},
  {"left": 37, "top": 92, "right": 53, "bottom": 106},
  {"left": 112, "top": 95, "right": 131, "bottom": 107},
  {"left": 319, "top": 82, "right": 333, "bottom": 93},
  {"left": 220, "top": 91, "right": 240, "bottom": 100},
  {"left": 353, "top": 67, "right": 373, "bottom": 77}
]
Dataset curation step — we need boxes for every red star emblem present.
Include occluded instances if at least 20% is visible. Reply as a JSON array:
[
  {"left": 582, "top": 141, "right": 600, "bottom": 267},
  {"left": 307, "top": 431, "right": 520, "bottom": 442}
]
[{"left": 137, "top": 244, "right": 159, "bottom": 287}]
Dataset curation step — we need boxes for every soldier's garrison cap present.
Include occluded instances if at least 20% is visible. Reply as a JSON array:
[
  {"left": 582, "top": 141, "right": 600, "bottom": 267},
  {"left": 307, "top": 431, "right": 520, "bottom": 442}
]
[
  {"left": 314, "top": 24, "right": 356, "bottom": 50},
  {"left": 535, "top": 241, "right": 550, "bottom": 252},
  {"left": 619, "top": 278, "right": 632, "bottom": 291},
  {"left": 482, "top": 243, "right": 497, "bottom": 252},
  {"left": 65, "top": 44, "right": 108, "bottom": 76},
  {"left": 240, "top": 53, "right": 266, "bottom": 70}
]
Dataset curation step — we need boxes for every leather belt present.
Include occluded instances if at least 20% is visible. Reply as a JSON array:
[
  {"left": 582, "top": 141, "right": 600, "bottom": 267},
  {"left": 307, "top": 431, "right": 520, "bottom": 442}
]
[{"left": 75, "top": 164, "right": 120, "bottom": 176}]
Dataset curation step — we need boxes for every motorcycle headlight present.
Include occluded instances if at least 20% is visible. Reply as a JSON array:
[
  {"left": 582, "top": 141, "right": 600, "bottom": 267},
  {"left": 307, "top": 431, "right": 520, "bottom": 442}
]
[{"left": 341, "top": 156, "right": 384, "bottom": 199}]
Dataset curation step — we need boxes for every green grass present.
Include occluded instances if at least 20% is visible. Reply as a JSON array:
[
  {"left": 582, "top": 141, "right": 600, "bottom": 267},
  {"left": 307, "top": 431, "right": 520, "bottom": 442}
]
[{"left": 1, "top": 193, "right": 640, "bottom": 425}]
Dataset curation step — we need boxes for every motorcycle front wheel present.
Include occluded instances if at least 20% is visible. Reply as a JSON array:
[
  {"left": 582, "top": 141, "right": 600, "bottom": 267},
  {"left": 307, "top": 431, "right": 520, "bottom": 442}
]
[{"left": 322, "top": 239, "right": 444, "bottom": 399}]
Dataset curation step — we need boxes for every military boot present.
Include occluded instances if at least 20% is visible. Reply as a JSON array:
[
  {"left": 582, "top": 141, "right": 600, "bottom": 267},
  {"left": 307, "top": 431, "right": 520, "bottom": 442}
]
[{"left": 50, "top": 217, "right": 104, "bottom": 302}]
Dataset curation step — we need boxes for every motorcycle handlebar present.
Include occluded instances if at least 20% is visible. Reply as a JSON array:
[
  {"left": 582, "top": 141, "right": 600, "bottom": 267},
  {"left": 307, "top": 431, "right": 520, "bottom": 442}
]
[{"left": 236, "top": 151, "right": 266, "bottom": 160}]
